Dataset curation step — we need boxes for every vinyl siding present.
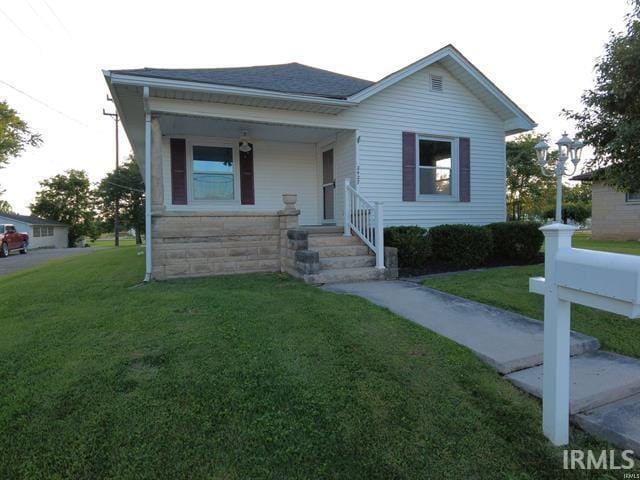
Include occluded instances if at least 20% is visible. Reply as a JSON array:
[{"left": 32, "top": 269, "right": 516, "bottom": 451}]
[
  {"left": 161, "top": 137, "right": 320, "bottom": 225},
  {"left": 152, "top": 62, "right": 508, "bottom": 228},
  {"left": 335, "top": 65, "right": 506, "bottom": 227}
]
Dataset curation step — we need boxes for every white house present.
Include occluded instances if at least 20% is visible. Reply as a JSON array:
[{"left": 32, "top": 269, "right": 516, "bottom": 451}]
[
  {"left": 0, "top": 213, "right": 69, "bottom": 249},
  {"left": 104, "top": 44, "right": 535, "bottom": 282}
]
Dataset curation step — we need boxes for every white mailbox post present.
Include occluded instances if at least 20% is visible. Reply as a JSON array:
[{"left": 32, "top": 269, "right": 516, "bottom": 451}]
[{"left": 529, "top": 223, "right": 640, "bottom": 445}]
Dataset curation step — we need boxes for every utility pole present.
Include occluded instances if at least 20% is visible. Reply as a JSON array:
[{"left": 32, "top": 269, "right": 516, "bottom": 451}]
[{"left": 103, "top": 96, "right": 120, "bottom": 247}]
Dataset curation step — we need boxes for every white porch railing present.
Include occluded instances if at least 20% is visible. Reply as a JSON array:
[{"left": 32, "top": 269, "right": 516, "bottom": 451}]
[{"left": 344, "top": 179, "right": 384, "bottom": 269}]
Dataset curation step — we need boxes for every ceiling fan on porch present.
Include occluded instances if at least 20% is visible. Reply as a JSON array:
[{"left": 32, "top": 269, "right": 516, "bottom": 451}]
[{"left": 239, "top": 131, "right": 252, "bottom": 153}]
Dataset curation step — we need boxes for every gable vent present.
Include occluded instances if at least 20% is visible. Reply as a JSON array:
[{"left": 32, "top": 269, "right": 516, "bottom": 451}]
[{"left": 430, "top": 74, "right": 443, "bottom": 92}]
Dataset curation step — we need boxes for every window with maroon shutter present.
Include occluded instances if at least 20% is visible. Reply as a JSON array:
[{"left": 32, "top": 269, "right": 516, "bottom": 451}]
[
  {"left": 170, "top": 138, "right": 187, "bottom": 204},
  {"left": 402, "top": 132, "right": 416, "bottom": 201},
  {"left": 239, "top": 144, "right": 255, "bottom": 205},
  {"left": 459, "top": 137, "right": 471, "bottom": 202}
]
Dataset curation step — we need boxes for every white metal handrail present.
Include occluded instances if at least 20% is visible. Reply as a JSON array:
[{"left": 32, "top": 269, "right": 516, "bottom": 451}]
[{"left": 344, "top": 178, "right": 384, "bottom": 269}]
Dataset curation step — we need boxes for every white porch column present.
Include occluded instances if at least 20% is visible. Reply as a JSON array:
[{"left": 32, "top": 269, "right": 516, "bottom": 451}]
[
  {"left": 540, "top": 223, "right": 576, "bottom": 445},
  {"left": 143, "top": 86, "right": 152, "bottom": 282},
  {"left": 344, "top": 178, "right": 351, "bottom": 236}
]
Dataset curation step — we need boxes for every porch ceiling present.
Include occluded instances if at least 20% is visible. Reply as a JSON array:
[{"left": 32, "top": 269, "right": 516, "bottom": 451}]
[{"left": 158, "top": 114, "right": 347, "bottom": 143}]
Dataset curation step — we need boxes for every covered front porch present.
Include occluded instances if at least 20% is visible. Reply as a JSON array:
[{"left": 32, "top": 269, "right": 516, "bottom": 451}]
[{"left": 153, "top": 113, "right": 357, "bottom": 227}]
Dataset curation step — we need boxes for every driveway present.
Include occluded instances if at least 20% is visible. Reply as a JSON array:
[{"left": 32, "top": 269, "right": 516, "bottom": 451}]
[{"left": 0, "top": 248, "right": 92, "bottom": 276}]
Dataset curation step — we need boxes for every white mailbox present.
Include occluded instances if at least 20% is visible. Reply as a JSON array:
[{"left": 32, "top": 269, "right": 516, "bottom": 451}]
[
  {"left": 556, "top": 248, "right": 640, "bottom": 318},
  {"left": 529, "top": 223, "right": 640, "bottom": 447}
]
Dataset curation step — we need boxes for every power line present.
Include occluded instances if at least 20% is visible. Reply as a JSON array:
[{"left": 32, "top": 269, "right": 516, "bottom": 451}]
[
  {"left": 0, "top": 79, "right": 87, "bottom": 127},
  {"left": 26, "top": 0, "right": 50, "bottom": 30},
  {"left": 105, "top": 181, "right": 144, "bottom": 194},
  {"left": 42, "top": 0, "right": 69, "bottom": 35},
  {"left": 0, "top": 4, "right": 38, "bottom": 46}
]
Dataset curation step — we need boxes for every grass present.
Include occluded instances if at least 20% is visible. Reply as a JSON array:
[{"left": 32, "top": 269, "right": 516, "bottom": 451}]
[
  {"left": 424, "top": 234, "right": 640, "bottom": 359},
  {"left": 90, "top": 237, "right": 139, "bottom": 247},
  {"left": 572, "top": 231, "right": 640, "bottom": 255},
  {"left": 0, "top": 247, "right": 616, "bottom": 478}
]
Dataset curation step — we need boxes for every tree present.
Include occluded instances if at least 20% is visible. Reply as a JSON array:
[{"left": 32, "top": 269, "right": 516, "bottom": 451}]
[
  {"left": 0, "top": 100, "right": 42, "bottom": 167},
  {"left": 0, "top": 199, "right": 13, "bottom": 214},
  {"left": 564, "top": 1, "right": 640, "bottom": 193},
  {"left": 506, "top": 133, "right": 556, "bottom": 220},
  {"left": 30, "top": 169, "right": 98, "bottom": 247},
  {"left": 95, "top": 156, "right": 145, "bottom": 244},
  {"left": 0, "top": 100, "right": 42, "bottom": 206},
  {"left": 544, "top": 203, "right": 591, "bottom": 226}
]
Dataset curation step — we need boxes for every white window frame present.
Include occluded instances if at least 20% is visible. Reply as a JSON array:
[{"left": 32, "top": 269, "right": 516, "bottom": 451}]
[
  {"left": 626, "top": 192, "right": 640, "bottom": 203},
  {"left": 186, "top": 139, "right": 240, "bottom": 206},
  {"left": 416, "top": 135, "right": 459, "bottom": 201}
]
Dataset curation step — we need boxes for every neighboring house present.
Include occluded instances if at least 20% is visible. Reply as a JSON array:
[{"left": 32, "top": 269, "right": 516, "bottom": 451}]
[
  {"left": 0, "top": 213, "right": 69, "bottom": 249},
  {"left": 104, "top": 44, "right": 535, "bottom": 282},
  {"left": 572, "top": 171, "right": 640, "bottom": 241}
]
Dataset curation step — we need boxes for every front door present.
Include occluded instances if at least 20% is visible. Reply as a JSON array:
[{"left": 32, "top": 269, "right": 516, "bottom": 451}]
[{"left": 322, "top": 149, "right": 335, "bottom": 223}]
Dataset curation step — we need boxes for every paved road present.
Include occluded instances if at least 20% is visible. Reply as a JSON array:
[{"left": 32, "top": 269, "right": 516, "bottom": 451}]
[{"left": 0, "top": 248, "right": 92, "bottom": 276}]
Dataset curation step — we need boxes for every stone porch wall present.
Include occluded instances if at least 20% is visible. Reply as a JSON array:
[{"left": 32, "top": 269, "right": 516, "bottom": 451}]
[{"left": 152, "top": 196, "right": 299, "bottom": 280}]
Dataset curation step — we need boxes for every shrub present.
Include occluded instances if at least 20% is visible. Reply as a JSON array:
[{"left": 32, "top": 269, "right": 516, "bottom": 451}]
[
  {"left": 487, "top": 222, "right": 543, "bottom": 262},
  {"left": 428, "top": 224, "right": 492, "bottom": 269},
  {"left": 384, "top": 226, "right": 430, "bottom": 270}
]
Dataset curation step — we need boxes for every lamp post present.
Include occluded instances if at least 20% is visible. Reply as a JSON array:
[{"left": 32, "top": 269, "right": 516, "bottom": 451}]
[{"left": 534, "top": 133, "right": 584, "bottom": 223}]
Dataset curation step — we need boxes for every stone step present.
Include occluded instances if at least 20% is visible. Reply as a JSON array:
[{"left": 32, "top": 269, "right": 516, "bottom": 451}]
[
  {"left": 506, "top": 352, "right": 640, "bottom": 414},
  {"left": 304, "top": 267, "right": 384, "bottom": 284},
  {"left": 302, "top": 225, "right": 343, "bottom": 235},
  {"left": 574, "top": 393, "right": 640, "bottom": 453},
  {"left": 320, "top": 255, "right": 375, "bottom": 269},
  {"left": 308, "top": 235, "right": 363, "bottom": 248},
  {"left": 314, "top": 245, "right": 371, "bottom": 258}
]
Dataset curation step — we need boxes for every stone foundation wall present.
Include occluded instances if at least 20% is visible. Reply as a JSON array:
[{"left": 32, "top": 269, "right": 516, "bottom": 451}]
[{"left": 152, "top": 209, "right": 298, "bottom": 280}]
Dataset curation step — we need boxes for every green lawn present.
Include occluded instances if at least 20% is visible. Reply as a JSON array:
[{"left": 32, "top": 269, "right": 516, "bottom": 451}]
[
  {"left": 0, "top": 247, "right": 613, "bottom": 478},
  {"left": 90, "top": 237, "right": 140, "bottom": 248},
  {"left": 424, "top": 234, "right": 640, "bottom": 359},
  {"left": 572, "top": 231, "right": 640, "bottom": 255}
]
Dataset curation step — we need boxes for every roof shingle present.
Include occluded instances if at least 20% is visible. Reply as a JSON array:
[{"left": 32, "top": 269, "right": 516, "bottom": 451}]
[{"left": 112, "top": 62, "right": 374, "bottom": 99}]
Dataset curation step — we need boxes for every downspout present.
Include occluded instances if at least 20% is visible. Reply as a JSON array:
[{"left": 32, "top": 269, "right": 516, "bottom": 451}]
[{"left": 143, "top": 86, "right": 152, "bottom": 282}]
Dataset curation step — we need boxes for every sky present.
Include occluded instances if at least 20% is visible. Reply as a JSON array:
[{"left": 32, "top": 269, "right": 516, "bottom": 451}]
[{"left": 0, "top": 0, "right": 630, "bottom": 213}]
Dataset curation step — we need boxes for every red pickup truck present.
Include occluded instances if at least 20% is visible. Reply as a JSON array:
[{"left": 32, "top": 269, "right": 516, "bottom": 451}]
[{"left": 0, "top": 224, "right": 29, "bottom": 257}]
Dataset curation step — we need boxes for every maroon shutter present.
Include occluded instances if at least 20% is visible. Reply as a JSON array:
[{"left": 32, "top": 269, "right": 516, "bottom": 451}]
[
  {"left": 170, "top": 138, "right": 187, "bottom": 205},
  {"left": 459, "top": 137, "right": 471, "bottom": 202},
  {"left": 402, "top": 132, "right": 416, "bottom": 201},
  {"left": 239, "top": 143, "right": 255, "bottom": 205}
]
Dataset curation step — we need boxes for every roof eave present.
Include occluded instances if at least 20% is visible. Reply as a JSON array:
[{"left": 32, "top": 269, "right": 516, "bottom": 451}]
[{"left": 106, "top": 72, "right": 359, "bottom": 109}]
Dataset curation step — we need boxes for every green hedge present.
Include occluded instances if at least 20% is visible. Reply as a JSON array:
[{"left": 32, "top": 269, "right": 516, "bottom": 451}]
[
  {"left": 429, "top": 224, "right": 493, "bottom": 269},
  {"left": 487, "top": 222, "right": 543, "bottom": 262},
  {"left": 383, "top": 226, "right": 430, "bottom": 270},
  {"left": 384, "top": 221, "right": 544, "bottom": 273}
]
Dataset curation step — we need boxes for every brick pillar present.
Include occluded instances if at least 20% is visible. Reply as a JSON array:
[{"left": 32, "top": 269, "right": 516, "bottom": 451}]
[{"left": 278, "top": 194, "right": 300, "bottom": 273}]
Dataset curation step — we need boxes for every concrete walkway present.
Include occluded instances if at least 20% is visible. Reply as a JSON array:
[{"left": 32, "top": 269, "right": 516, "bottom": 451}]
[{"left": 325, "top": 280, "right": 640, "bottom": 451}]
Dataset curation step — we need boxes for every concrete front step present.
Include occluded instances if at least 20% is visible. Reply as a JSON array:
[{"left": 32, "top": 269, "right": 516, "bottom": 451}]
[
  {"left": 506, "top": 352, "right": 640, "bottom": 414},
  {"left": 308, "top": 235, "right": 363, "bottom": 248},
  {"left": 314, "top": 245, "right": 370, "bottom": 258},
  {"left": 320, "top": 255, "right": 375, "bottom": 269},
  {"left": 304, "top": 266, "right": 384, "bottom": 284},
  {"left": 574, "top": 393, "right": 640, "bottom": 453}
]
